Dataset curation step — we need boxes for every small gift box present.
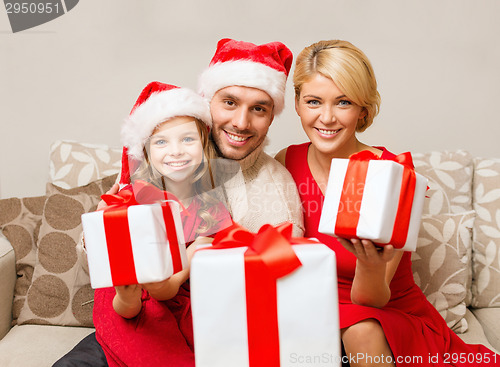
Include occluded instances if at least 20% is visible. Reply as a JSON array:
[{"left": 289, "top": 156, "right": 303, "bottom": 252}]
[
  {"left": 81, "top": 182, "right": 187, "bottom": 289},
  {"left": 318, "top": 151, "right": 428, "bottom": 251},
  {"left": 191, "top": 223, "right": 340, "bottom": 367}
]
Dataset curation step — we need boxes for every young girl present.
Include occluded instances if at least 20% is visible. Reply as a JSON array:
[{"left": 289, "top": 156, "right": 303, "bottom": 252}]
[
  {"left": 93, "top": 81, "right": 232, "bottom": 367},
  {"left": 276, "top": 40, "right": 500, "bottom": 366}
]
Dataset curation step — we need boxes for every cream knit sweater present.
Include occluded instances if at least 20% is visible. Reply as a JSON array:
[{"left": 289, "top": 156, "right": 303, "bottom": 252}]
[{"left": 212, "top": 142, "right": 304, "bottom": 237}]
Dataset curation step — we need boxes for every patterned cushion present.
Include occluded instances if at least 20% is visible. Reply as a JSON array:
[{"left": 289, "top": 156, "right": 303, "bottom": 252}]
[
  {"left": 471, "top": 158, "right": 500, "bottom": 307},
  {"left": 17, "top": 175, "right": 117, "bottom": 327},
  {"left": 412, "top": 150, "right": 475, "bottom": 306},
  {"left": 412, "top": 150, "right": 473, "bottom": 215},
  {"left": 412, "top": 211, "right": 475, "bottom": 333},
  {"left": 0, "top": 196, "right": 46, "bottom": 324},
  {"left": 49, "top": 140, "right": 122, "bottom": 189}
]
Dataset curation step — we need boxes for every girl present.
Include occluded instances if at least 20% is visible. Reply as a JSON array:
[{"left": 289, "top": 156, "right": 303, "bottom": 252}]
[
  {"left": 93, "top": 81, "right": 232, "bottom": 367},
  {"left": 276, "top": 40, "right": 500, "bottom": 366}
]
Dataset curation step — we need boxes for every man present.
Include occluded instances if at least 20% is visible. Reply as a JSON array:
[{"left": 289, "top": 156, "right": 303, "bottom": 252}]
[
  {"left": 198, "top": 38, "right": 303, "bottom": 236},
  {"left": 53, "top": 38, "right": 303, "bottom": 367}
]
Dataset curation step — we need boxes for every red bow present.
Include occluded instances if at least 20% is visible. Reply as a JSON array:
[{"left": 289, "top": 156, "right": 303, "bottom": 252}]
[
  {"left": 349, "top": 150, "right": 415, "bottom": 170},
  {"left": 336, "top": 150, "right": 420, "bottom": 248},
  {"left": 209, "top": 222, "right": 317, "bottom": 366},
  {"left": 99, "top": 179, "right": 184, "bottom": 286},
  {"left": 101, "top": 180, "right": 184, "bottom": 210},
  {"left": 211, "top": 222, "right": 309, "bottom": 279}
]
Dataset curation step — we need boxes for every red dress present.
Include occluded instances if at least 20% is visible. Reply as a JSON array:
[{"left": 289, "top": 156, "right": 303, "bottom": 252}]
[
  {"left": 285, "top": 143, "right": 500, "bottom": 367},
  {"left": 93, "top": 197, "right": 232, "bottom": 367}
]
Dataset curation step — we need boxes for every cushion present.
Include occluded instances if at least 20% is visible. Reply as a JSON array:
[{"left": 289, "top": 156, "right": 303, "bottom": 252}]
[
  {"left": 17, "top": 174, "right": 117, "bottom": 327},
  {"left": 457, "top": 309, "right": 497, "bottom": 350},
  {"left": 49, "top": 140, "right": 122, "bottom": 189},
  {"left": 471, "top": 157, "right": 500, "bottom": 308},
  {"left": 0, "top": 324, "right": 95, "bottom": 367},
  {"left": 412, "top": 150, "right": 473, "bottom": 215},
  {"left": 411, "top": 211, "right": 475, "bottom": 333},
  {"left": 471, "top": 307, "right": 500, "bottom": 352},
  {"left": 0, "top": 195, "right": 46, "bottom": 324}
]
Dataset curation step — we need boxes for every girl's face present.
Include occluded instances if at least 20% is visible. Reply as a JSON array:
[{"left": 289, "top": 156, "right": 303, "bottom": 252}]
[
  {"left": 149, "top": 116, "right": 204, "bottom": 185},
  {"left": 295, "top": 73, "right": 366, "bottom": 158}
]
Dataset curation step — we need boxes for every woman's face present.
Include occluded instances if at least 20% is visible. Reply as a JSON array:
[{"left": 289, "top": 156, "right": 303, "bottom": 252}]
[
  {"left": 295, "top": 73, "right": 366, "bottom": 158},
  {"left": 148, "top": 116, "right": 204, "bottom": 184}
]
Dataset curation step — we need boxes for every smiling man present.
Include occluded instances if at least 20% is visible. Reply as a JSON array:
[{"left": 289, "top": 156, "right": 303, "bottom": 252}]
[
  {"left": 198, "top": 38, "right": 304, "bottom": 235},
  {"left": 209, "top": 85, "right": 273, "bottom": 160},
  {"left": 53, "top": 38, "right": 304, "bottom": 367}
]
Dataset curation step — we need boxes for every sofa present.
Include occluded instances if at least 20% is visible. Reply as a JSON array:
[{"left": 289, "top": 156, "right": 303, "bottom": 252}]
[{"left": 0, "top": 141, "right": 499, "bottom": 366}]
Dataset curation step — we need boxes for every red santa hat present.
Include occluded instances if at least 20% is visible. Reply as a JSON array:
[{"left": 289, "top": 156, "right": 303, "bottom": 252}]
[
  {"left": 198, "top": 38, "right": 293, "bottom": 115},
  {"left": 119, "top": 81, "right": 211, "bottom": 185}
]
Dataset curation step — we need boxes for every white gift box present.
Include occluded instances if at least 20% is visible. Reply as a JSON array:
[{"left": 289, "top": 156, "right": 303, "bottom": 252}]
[
  {"left": 318, "top": 158, "right": 428, "bottom": 251},
  {"left": 81, "top": 201, "right": 187, "bottom": 289},
  {"left": 191, "top": 243, "right": 340, "bottom": 367}
]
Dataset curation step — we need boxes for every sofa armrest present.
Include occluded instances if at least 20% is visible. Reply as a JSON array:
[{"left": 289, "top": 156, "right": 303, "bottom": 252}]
[{"left": 0, "top": 232, "right": 16, "bottom": 340}]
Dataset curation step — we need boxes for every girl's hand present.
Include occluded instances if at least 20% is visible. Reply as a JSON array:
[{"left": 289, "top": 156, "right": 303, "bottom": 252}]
[
  {"left": 187, "top": 236, "right": 213, "bottom": 264},
  {"left": 141, "top": 237, "right": 213, "bottom": 301},
  {"left": 115, "top": 284, "right": 142, "bottom": 300},
  {"left": 97, "top": 183, "right": 119, "bottom": 210},
  {"left": 142, "top": 276, "right": 181, "bottom": 301},
  {"left": 113, "top": 284, "right": 142, "bottom": 318},
  {"left": 142, "top": 278, "right": 174, "bottom": 294}
]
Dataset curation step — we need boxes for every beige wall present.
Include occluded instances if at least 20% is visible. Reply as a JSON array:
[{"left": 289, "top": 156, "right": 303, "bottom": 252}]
[{"left": 1, "top": 0, "right": 500, "bottom": 198}]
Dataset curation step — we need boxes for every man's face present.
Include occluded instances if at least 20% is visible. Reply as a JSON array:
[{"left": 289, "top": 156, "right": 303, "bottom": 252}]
[{"left": 210, "top": 86, "right": 274, "bottom": 160}]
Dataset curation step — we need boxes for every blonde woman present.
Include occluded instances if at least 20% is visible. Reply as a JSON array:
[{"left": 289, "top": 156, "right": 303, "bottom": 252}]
[{"left": 276, "top": 40, "right": 500, "bottom": 367}]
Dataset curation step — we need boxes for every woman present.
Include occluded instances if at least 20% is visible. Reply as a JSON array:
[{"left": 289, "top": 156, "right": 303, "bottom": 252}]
[{"left": 276, "top": 40, "right": 499, "bottom": 367}]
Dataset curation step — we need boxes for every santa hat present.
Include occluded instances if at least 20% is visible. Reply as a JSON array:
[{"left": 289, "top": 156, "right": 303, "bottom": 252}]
[
  {"left": 119, "top": 81, "right": 211, "bottom": 185},
  {"left": 198, "top": 38, "right": 293, "bottom": 115}
]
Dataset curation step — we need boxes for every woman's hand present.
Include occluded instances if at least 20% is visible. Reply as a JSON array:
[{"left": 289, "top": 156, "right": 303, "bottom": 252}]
[
  {"left": 113, "top": 284, "right": 142, "bottom": 318},
  {"left": 97, "top": 183, "right": 119, "bottom": 210},
  {"left": 337, "top": 237, "right": 399, "bottom": 308},
  {"left": 338, "top": 238, "right": 395, "bottom": 268}
]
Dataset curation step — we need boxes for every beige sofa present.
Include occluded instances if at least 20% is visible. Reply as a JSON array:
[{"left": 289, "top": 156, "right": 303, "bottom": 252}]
[{"left": 0, "top": 141, "right": 499, "bottom": 366}]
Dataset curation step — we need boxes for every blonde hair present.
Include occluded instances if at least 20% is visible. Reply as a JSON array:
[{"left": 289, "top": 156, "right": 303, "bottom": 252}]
[
  {"left": 131, "top": 117, "right": 220, "bottom": 234},
  {"left": 293, "top": 40, "right": 380, "bottom": 132}
]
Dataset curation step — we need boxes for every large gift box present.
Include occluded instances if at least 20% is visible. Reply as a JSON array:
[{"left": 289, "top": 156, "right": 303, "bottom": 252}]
[
  {"left": 318, "top": 151, "right": 428, "bottom": 251},
  {"left": 191, "top": 223, "right": 340, "bottom": 367},
  {"left": 81, "top": 182, "right": 187, "bottom": 289}
]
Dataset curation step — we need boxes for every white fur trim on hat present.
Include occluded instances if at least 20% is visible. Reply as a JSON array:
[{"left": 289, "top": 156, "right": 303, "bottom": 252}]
[
  {"left": 198, "top": 60, "right": 287, "bottom": 115},
  {"left": 121, "top": 88, "right": 212, "bottom": 160}
]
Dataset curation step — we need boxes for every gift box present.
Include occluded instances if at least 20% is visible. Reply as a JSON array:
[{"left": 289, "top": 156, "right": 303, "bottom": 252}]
[
  {"left": 318, "top": 151, "right": 428, "bottom": 251},
  {"left": 191, "top": 223, "right": 340, "bottom": 367},
  {"left": 81, "top": 186, "right": 187, "bottom": 289}
]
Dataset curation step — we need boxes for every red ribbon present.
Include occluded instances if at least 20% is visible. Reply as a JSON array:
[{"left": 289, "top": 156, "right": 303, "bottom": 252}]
[
  {"left": 334, "top": 151, "right": 417, "bottom": 248},
  {"left": 100, "top": 180, "right": 183, "bottom": 286},
  {"left": 210, "top": 222, "right": 316, "bottom": 366}
]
